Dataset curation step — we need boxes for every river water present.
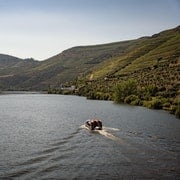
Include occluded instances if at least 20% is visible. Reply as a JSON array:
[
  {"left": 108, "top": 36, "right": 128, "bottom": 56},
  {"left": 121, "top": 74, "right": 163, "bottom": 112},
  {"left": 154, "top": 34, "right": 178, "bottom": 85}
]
[{"left": 0, "top": 94, "right": 179, "bottom": 179}]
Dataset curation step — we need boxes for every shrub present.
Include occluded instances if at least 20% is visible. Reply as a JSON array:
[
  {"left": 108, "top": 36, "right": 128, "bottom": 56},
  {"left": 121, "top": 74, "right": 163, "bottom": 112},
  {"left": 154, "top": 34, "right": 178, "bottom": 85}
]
[
  {"left": 143, "top": 97, "right": 163, "bottom": 109},
  {"left": 114, "top": 79, "right": 137, "bottom": 103},
  {"left": 131, "top": 99, "right": 143, "bottom": 106},
  {"left": 124, "top": 95, "right": 141, "bottom": 105},
  {"left": 145, "top": 84, "right": 158, "bottom": 96},
  {"left": 163, "top": 102, "right": 171, "bottom": 108},
  {"left": 170, "top": 105, "right": 177, "bottom": 114},
  {"left": 87, "top": 91, "right": 96, "bottom": 99},
  {"left": 172, "top": 98, "right": 179, "bottom": 105},
  {"left": 175, "top": 105, "right": 180, "bottom": 118},
  {"left": 139, "top": 84, "right": 158, "bottom": 100}
]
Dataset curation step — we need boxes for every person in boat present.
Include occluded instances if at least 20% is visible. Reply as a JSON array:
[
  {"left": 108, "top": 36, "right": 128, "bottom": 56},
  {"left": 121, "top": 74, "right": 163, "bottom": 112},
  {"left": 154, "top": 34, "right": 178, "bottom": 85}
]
[
  {"left": 85, "top": 119, "right": 102, "bottom": 130},
  {"left": 96, "top": 119, "right": 102, "bottom": 129}
]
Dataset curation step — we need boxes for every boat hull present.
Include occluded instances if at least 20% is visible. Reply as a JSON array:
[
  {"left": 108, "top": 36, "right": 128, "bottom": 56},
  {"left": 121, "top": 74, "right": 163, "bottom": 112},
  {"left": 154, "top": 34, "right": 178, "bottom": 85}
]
[{"left": 85, "top": 119, "right": 102, "bottom": 131}]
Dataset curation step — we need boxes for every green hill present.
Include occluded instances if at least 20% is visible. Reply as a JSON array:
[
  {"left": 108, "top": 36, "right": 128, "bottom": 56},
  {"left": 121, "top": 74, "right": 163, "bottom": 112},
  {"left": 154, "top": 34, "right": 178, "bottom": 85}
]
[
  {"left": 0, "top": 26, "right": 179, "bottom": 116},
  {"left": 0, "top": 54, "right": 40, "bottom": 90},
  {"left": 69, "top": 26, "right": 179, "bottom": 117},
  {"left": 0, "top": 39, "right": 142, "bottom": 90},
  {"left": 0, "top": 54, "right": 39, "bottom": 74}
]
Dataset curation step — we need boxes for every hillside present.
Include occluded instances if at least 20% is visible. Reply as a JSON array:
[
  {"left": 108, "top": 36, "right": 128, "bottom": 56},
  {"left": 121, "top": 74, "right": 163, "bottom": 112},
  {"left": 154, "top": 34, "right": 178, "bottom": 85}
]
[
  {"left": 0, "top": 26, "right": 179, "bottom": 94},
  {"left": 68, "top": 26, "right": 179, "bottom": 117},
  {"left": 0, "top": 54, "right": 40, "bottom": 90},
  {"left": 0, "top": 54, "right": 38, "bottom": 75},
  {"left": 0, "top": 39, "right": 143, "bottom": 90},
  {"left": 90, "top": 26, "right": 180, "bottom": 79}
]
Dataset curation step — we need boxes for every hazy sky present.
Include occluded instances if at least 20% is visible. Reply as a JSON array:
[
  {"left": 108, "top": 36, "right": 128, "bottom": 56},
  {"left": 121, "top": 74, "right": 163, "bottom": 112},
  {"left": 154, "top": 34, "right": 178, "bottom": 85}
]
[{"left": 0, "top": 0, "right": 179, "bottom": 60}]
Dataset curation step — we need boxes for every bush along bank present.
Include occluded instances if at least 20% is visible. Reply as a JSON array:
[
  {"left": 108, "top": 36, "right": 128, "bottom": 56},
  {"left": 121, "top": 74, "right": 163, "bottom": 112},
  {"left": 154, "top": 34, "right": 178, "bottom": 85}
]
[
  {"left": 47, "top": 78, "right": 179, "bottom": 118},
  {"left": 113, "top": 79, "right": 180, "bottom": 118}
]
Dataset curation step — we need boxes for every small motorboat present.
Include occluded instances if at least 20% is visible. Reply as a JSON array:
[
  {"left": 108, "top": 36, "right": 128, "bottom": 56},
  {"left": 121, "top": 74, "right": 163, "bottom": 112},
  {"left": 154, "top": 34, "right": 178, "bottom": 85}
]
[{"left": 85, "top": 119, "right": 102, "bottom": 130}]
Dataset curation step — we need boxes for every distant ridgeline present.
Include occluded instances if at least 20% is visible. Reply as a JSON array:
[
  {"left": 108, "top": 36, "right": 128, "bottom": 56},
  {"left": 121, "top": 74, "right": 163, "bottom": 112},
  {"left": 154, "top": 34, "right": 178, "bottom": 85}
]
[{"left": 0, "top": 26, "right": 180, "bottom": 117}]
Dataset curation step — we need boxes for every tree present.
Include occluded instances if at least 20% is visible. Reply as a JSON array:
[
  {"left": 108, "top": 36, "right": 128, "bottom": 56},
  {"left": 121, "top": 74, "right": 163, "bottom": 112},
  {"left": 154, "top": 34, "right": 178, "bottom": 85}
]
[{"left": 114, "top": 79, "right": 137, "bottom": 103}]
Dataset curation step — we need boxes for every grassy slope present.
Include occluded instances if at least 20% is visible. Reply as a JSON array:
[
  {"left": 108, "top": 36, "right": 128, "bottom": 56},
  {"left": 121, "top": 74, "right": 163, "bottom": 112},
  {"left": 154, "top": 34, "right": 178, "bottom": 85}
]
[
  {"left": 0, "top": 40, "right": 140, "bottom": 90},
  {"left": 0, "top": 55, "right": 38, "bottom": 75},
  {"left": 89, "top": 27, "right": 180, "bottom": 80},
  {"left": 0, "top": 55, "right": 40, "bottom": 90},
  {"left": 73, "top": 26, "right": 179, "bottom": 116},
  {"left": 0, "top": 26, "right": 179, "bottom": 94}
]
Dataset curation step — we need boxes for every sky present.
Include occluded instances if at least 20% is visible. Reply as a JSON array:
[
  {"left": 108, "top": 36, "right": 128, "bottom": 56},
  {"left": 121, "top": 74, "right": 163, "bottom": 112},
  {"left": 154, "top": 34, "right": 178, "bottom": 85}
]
[{"left": 0, "top": 0, "right": 180, "bottom": 60}]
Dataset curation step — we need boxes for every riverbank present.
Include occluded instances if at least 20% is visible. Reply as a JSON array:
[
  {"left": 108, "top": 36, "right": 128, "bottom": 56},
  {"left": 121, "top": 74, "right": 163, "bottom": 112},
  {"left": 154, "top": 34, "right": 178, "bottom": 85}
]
[{"left": 48, "top": 84, "right": 180, "bottom": 119}]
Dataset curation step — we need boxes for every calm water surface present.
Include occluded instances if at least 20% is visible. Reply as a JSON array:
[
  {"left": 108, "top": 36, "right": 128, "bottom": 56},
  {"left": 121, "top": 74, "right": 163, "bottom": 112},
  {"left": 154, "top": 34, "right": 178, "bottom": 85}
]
[{"left": 0, "top": 94, "right": 179, "bottom": 179}]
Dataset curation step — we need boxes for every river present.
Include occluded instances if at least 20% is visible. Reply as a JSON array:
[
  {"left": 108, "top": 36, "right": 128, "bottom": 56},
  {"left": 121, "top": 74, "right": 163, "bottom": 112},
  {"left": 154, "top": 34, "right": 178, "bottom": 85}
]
[{"left": 0, "top": 94, "right": 179, "bottom": 179}]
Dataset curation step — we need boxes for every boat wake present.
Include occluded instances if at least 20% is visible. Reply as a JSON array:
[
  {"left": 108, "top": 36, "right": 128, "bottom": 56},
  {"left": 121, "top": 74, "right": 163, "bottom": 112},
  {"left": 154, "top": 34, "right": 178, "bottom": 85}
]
[{"left": 81, "top": 125, "right": 123, "bottom": 144}]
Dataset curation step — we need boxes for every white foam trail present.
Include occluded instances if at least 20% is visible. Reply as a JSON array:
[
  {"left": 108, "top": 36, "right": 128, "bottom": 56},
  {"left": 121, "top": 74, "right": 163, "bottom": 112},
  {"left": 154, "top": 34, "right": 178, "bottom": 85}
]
[
  {"left": 103, "top": 127, "right": 120, "bottom": 131},
  {"left": 98, "top": 129, "right": 123, "bottom": 143},
  {"left": 80, "top": 125, "right": 86, "bottom": 129},
  {"left": 81, "top": 125, "right": 123, "bottom": 143}
]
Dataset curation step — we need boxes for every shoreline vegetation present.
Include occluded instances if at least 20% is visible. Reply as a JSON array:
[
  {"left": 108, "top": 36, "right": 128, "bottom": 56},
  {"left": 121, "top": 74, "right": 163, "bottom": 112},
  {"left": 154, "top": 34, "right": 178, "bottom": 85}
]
[
  {"left": 0, "top": 83, "right": 179, "bottom": 118},
  {"left": 48, "top": 78, "right": 180, "bottom": 119}
]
